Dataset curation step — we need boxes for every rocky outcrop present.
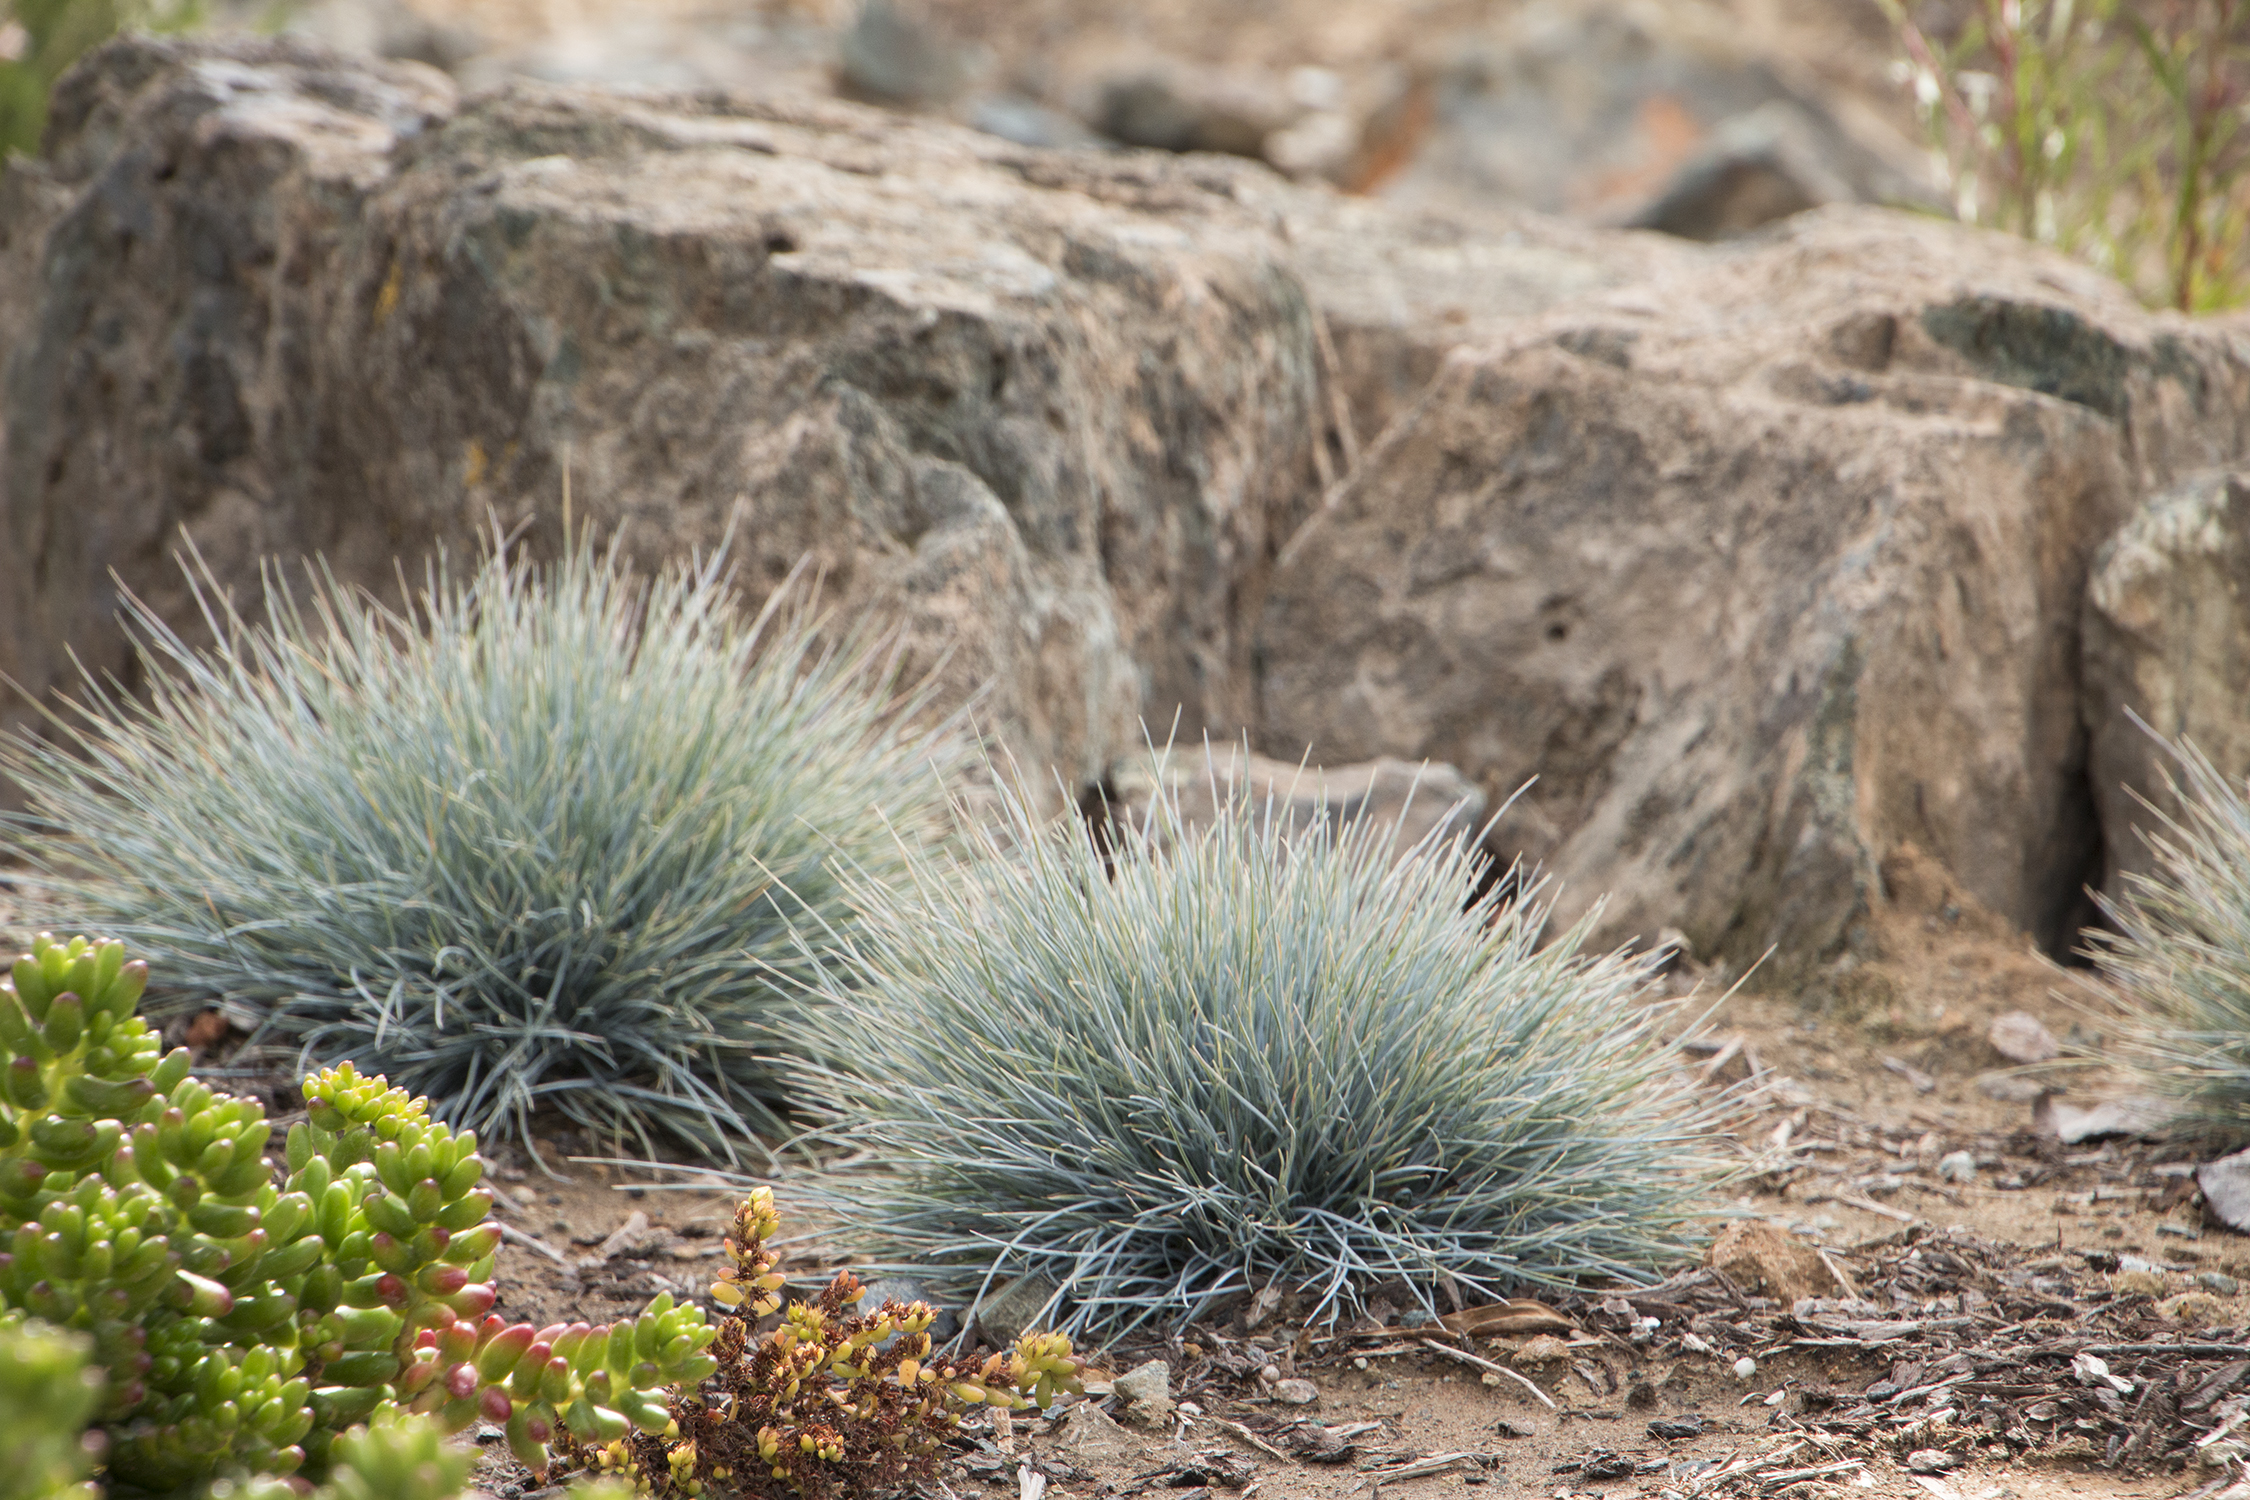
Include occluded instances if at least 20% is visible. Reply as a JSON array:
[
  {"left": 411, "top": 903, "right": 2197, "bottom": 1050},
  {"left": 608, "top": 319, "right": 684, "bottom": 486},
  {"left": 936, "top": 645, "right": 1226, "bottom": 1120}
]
[
  {"left": 0, "top": 34, "right": 1350, "bottom": 796},
  {"left": 12, "top": 37, "right": 2250, "bottom": 979},
  {"left": 1259, "top": 208, "right": 2250, "bottom": 973},
  {"left": 0, "top": 35, "right": 1717, "bottom": 803},
  {"left": 0, "top": 39, "right": 458, "bottom": 744},
  {"left": 2082, "top": 471, "right": 2250, "bottom": 903}
]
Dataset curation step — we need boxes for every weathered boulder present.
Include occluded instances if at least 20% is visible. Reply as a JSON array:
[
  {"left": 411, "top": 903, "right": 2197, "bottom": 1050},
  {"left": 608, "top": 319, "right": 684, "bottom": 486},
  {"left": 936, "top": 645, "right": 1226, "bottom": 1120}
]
[
  {"left": 1105, "top": 743, "right": 1486, "bottom": 864},
  {"left": 0, "top": 34, "right": 1346, "bottom": 796},
  {"left": 1378, "top": 0, "right": 1938, "bottom": 235},
  {"left": 0, "top": 33, "right": 1728, "bottom": 804},
  {"left": 23, "top": 34, "right": 2250, "bottom": 985},
  {"left": 1259, "top": 207, "right": 2250, "bottom": 973},
  {"left": 2082, "top": 471, "right": 2250, "bottom": 902}
]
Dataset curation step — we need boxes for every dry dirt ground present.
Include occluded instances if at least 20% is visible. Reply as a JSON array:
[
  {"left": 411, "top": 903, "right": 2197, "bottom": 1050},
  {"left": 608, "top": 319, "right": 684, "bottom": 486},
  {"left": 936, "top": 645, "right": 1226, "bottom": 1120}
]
[
  {"left": 2, "top": 829, "right": 2231, "bottom": 1500},
  {"left": 231, "top": 844, "right": 2228, "bottom": 1500}
]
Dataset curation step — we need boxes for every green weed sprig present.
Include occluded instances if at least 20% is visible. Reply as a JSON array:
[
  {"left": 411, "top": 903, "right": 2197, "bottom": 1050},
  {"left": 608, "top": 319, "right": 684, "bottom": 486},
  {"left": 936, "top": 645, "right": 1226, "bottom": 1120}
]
[{"left": 1882, "top": 0, "right": 2250, "bottom": 310}]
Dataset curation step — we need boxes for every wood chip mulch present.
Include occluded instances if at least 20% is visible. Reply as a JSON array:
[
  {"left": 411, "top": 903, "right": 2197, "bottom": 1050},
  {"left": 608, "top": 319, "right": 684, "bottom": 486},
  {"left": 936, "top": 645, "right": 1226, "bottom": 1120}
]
[{"left": 1539, "top": 1228, "right": 2244, "bottom": 1480}]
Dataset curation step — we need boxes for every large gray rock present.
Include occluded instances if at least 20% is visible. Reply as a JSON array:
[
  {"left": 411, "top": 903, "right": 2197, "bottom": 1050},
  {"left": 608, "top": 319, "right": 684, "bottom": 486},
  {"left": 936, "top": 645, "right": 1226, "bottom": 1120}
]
[
  {"left": 0, "top": 35, "right": 1346, "bottom": 798},
  {"left": 2082, "top": 471, "right": 2250, "bottom": 902},
  {"left": 0, "top": 39, "right": 459, "bottom": 749},
  {"left": 1379, "top": 0, "right": 1939, "bottom": 237},
  {"left": 1258, "top": 208, "right": 2250, "bottom": 974}
]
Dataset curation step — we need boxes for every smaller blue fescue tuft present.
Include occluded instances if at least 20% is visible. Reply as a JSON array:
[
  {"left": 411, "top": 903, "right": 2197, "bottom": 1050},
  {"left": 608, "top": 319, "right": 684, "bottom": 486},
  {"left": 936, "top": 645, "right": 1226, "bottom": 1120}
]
[{"left": 3, "top": 530, "right": 957, "bottom": 1163}]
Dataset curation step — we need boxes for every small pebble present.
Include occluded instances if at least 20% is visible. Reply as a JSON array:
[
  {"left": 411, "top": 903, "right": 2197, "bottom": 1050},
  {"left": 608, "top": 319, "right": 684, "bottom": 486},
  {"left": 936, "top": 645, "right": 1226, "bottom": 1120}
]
[
  {"left": 2204, "top": 1437, "right": 2250, "bottom": 1470},
  {"left": 1352, "top": 1356, "right": 1369, "bottom": 1370},
  {"left": 1935, "top": 1150, "right": 1977, "bottom": 1183},
  {"left": 1274, "top": 1378, "right": 1319, "bottom": 1406},
  {"left": 1732, "top": 1357, "right": 1757, "bottom": 1380},
  {"left": 2200, "top": 1271, "right": 2243, "bottom": 1296},
  {"left": 1258, "top": 1365, "right": 1280, "bottom": 1384}
]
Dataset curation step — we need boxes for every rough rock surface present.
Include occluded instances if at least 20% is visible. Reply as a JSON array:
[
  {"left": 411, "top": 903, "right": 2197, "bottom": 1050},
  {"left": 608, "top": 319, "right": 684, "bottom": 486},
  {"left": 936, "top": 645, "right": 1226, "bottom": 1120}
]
[
  {"left": 0, "top": 34, "right": 1345, "bottom": 794},
  {"left": 0, "top": 39, "right": 459, "bottom": 748},
  {"left": 1986, "top": 1011, "right": 2061, "bottom": 1066},
  {"left": 1260, "top": 208, "right": 2250, "bottom": 972},
  {"left": 1105, "top": 743, "right": 1486, "bottom": 863},
  {"left": 1264, "top": 190, "right": 1704, "bottom": 447},
  {"left": 14, "top": 37, "right": 2250, "bottom": 979},
  {"left": 2199, "top": 1148, "right": 2250, "bottom": 1235},
  {"left": 2082, "top": 470, "right": 2250, "bottom": 902}
]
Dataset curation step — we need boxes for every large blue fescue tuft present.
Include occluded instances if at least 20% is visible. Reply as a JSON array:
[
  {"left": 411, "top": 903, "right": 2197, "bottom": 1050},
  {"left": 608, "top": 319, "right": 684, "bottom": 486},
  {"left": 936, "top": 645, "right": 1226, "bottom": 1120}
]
[{"left": 798, "top": 755, "right": 1732, "bottom": 1336}]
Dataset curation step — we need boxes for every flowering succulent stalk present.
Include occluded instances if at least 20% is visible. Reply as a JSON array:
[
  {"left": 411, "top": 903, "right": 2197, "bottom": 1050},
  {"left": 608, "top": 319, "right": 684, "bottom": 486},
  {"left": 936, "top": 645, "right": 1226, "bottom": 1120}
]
[
  {"left": 0, "top": 936, "right": 720, "bottom": 1489},
  {"left": 583, "top": 1189, "right": 1081, "bottom": 1500},
  {"left": 286, "top": 1064, "right": 719, "bottom": 1476}
]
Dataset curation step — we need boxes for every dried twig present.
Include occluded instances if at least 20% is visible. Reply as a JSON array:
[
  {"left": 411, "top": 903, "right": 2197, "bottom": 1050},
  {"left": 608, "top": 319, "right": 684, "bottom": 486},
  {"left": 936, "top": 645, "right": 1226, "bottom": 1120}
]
[
  {"left": 1803, "top": 1190, "right": 1919, "bottom": 1225},
  {"left": 1815, "top": 1246, "right": 1862, "bottom": 1300},
  {"left": 1759, "top": 1458, "right": 1865, "bottom": 1488},
  {"left": 1358, "top": 1452, "right": 1477, "bottom": 1481},
  {"left": 498, "top": 1221, "right": 569, "bottom": 1264},
  {"left": 1415, "top": 1339, "right": 1557, "bottom": 1411},
  {"left": 1213, "top": 1419, "right": 1289, "bottom": 1460}
]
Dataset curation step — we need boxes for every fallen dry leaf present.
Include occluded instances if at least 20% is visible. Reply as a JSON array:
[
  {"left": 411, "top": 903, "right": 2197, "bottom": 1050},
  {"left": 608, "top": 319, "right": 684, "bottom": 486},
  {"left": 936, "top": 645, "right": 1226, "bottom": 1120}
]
[
  {"left": 1430, "top": 1298, "right": 1574, "bottom": 1337},
  {"left": 184, "top": 1009, "right": 229, "bottom": 1053}
]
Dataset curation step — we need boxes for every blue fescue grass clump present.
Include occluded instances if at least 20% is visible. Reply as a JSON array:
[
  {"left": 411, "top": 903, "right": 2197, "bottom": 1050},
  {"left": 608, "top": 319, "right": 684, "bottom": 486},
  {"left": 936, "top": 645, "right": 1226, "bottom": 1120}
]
[
  {"left": 799, "top": 759, "right": 1730, "bottom": 1337},
  {"left": 2090, "top": 737, "right": 2250, "bottom": 1140},
  {"left": 1, "top": 534, "right": 954, "bottom": 1161}
]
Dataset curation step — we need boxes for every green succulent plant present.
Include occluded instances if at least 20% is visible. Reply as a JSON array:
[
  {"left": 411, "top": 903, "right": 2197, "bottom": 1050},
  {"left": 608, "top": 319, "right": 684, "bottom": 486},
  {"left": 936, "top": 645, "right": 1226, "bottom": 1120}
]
[
  {"left": 215, "top": 1409, "right": 638, "bottom": 1500},
  {"left": 0, "top": 1311, "right": 103, "bottom": 1500},
  {"left": 0, "top": 932, "right": 718, "bottom": 1493}
]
